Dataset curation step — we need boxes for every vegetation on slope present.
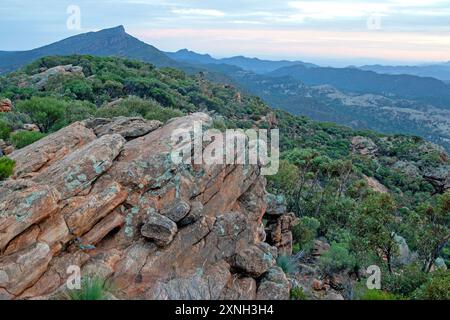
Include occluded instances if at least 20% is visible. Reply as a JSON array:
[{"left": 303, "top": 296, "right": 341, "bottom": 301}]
[{"left": 0, "top": 55, "right": 448, "bottom": 299}]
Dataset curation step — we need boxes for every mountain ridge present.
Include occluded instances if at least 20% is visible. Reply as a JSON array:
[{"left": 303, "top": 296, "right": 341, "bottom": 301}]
[{"left": 0, "top": 26, "right": 183, "bottom": 74}]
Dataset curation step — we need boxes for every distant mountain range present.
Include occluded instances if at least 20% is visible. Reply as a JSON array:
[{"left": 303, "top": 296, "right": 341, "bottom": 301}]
[
  {"left": 268, "top": 64, "right": 450, "bottom": 107},
  {"left": 166, "top": 49, "right": 317, "bottom": 73},
  {"left": 360, "top": 63, "right": 450, "bottom": 81},
  {"left": 0, "top": 25, "right": 449, "bottom": 151}
]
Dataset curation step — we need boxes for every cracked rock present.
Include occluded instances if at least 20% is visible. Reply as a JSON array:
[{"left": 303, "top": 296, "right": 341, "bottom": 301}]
[{"left": 141, "top": 212, "right": 178, "bottom": 246}]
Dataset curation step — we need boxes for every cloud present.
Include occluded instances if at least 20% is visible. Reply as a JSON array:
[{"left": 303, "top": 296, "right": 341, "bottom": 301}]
[
  {"left": 132, "top": 27, "right": 450, "bottom": 62},
  {"left": 288, "top": 1, "right": 390, "bottom": 20},
  {"left": 171, "top": 8, "right": 226, "bottom": 17}
]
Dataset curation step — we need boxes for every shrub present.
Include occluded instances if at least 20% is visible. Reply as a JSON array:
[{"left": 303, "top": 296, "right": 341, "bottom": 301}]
[
  {"left": 64, "top": 79, "right": 94, "bottom": 101},
  {"left": 15, "top": 97, "right": 68, "bottom": 132},
  {"left": 145, "top": 107, "right": 183, "bottom": 123},
  {"left": 358, "top": 289, "right": 403, "bottom": 300},
  {"left": 319, "top": 242, "right": 356, "bottom": 275},
  {"left": 95, "top": 96, "right": 184, "bottom": 123},
  {"left": 0, "top": 119, "right": 12, "bottom": 140},
  {"left": 62, "top": 100, "right": 96, "bottom": 125},
  {"left": 292, "top": 216, "right": 320, "bottom": 253},
  {"left": 0, "top": 157, "right": 15, "bottom": 180},
  {"left": 0, "top": 112, "right": 33, "bottom": 131},
  {"left": 11, "top": 131, "right": 46, "bottom": 149},
  {"left": 383, "top": 264, "right": 429, "bottom": 297},
  {"left": 412, "top": 270, "right": 450, "bottom": 300},
  {"left": 277, "top": 255, "right": 297, "bottom": 274},
  {"left": 67, "top": 276, "right": 112, "bottom": 300},
  {"left": 290, "top": 286, "right": 308, "bottom": 300}
]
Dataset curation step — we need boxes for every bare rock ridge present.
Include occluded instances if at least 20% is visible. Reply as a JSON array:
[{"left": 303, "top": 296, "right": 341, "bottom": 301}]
[{"left": 0, "top": 113, "right": 295, "bottom": 300}]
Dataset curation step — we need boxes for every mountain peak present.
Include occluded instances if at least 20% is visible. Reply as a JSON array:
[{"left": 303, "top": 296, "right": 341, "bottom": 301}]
[{"left": 98, "top": 25, "right": 126, "bottom": 34}]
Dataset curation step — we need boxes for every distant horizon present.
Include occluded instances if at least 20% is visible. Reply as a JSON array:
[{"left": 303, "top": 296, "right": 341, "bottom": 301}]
[
  {"left": 1, "top": 0, "right": 450, "bottom": 68},
  {"left": 1, "top": 24, "right": 449, "bottom": 69}
]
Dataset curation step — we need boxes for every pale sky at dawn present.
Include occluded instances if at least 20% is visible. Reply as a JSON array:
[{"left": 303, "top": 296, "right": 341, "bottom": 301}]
[{"left": 1, "top": 0, "right": 450, "bottom": 66}]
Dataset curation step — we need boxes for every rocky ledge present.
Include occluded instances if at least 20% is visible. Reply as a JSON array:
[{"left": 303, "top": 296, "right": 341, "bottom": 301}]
[{"left": 0, "top": 113, "right": 296, "bottom": 300}]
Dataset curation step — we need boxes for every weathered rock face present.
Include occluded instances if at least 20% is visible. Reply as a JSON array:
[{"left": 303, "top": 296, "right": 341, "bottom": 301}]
[
  {"left": 30, "top": 65, "right": 84, "bottom": 90},
  {"left": 0, "top": 113, "right": 294, "bottom": 300},
  {"left": 0, "top": 99, "right": 13, "bottom": 113},
  {"left": 351, "top": 136, "right": 378, "bottom": 156},
  {"left": 265, "top": 194, "right": 298, "bottom": 256}
]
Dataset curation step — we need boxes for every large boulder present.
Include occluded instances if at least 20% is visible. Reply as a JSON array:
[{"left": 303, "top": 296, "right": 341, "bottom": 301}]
[
  {"left": 0, "top": 99, "right": 12, "bottom": 113},
  {"left": 141, "top": 212, "right": 178, "bottom": 247},
  {"left": 0, "top": 113, "right": 294, "bottom": 300},
  {"left": 351, "top": 136, "right": 378, "bottom": 156},
  {"left": 256, "top": 266, "right": 291, "bottom": 300},
  {"left": 30, "top": 65, "right": 84, "bottom": 90}
]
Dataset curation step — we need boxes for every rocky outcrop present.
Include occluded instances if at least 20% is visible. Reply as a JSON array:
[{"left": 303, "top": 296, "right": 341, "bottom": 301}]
[
  {"left": 31, "top": 65, "right": 84, "bottom": 90},
  {"left": 351, "top": 136, "right": 378, "bottom": 156},
  {"left": 265, "top": 194, "right": 298, "bottom": 255},
  {"left": 0, "top": 113, "right": 294, "bottom": 300},
  {"left": 0, "top": 99, "right": 12, "bottom": 113}
]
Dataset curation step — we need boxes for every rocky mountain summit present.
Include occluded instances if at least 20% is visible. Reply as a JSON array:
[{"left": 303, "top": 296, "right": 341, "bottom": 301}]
[{"left": 0, "top": 113, "right": 296, "bottom": 300}]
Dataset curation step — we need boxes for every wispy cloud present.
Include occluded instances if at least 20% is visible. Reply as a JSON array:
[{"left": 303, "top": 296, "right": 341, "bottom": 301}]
[
  {"left": 171, "top": 8, "right": 226, "bottom": 17},
  {"left": 1, "top": 0, "right": 450, "bottom": 63}
]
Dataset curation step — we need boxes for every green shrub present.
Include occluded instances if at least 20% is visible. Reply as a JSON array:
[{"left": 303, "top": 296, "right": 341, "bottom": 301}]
[
  {"left": 358, "top": 289, "right": 403, "bottom": 300},
  {"left": 383, "top": 264, "right": 429, "bottom": 297},
  {"left": 0, "top": 119, "right": 12, "bottom": 140},
  {"left": 413, "top": 270, "right": 450, "bottom": 300},
  {"left": 145, "top": 107, "right": 183, "bottom": 123},
  {"left": 95, "top": 96, "right": 184, "bottom": 123},
  {"left": 11, "top": 131, "right": 46, "bottom": 149},
  {"left": 67, "top": 276, "right": 112, "bottom": 300},
  {"left": 319, "top": 242, "right": 356, "bottom": 275},
  {"left": 15, "top": 97, "right": 68, "bottom": 132},
  {"left": 0, "top": 157, "right": 15, "bottom": 180},
  {"left": 64, "top": 79, "right": 94, "bottom": 101},
  {"left": 290, "top": 286, "right": 308, "bottom": 300},
  {"left": 62, "top": 100, "right": 96, "bottom": 125},
  {"left": 292, "top": 216, "right": 320, "bottom": 253},
  {"left": 277, "top": 255, "right": 297, "bottom": 274}
]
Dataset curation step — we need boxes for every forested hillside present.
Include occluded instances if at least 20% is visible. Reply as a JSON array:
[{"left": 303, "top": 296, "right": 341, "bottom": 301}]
[{"left": 0, "top": 55, "right": 448, "bottom": 300}]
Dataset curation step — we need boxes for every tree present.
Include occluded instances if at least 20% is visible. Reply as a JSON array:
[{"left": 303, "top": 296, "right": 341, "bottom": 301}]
[
  {"left": 405, "top": 192, "right": 450, "bottom": 273},
  {"left": 15, "top": 97, "right": 67, "bottom": 132},
  {"left": 351, "top": 193, "right": 398, "bottom": 273}
]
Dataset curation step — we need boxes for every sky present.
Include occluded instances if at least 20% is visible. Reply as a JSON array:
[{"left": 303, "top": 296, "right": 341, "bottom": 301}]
[{"left": 1, "top": 0, "right": 450, "bottom": 66}]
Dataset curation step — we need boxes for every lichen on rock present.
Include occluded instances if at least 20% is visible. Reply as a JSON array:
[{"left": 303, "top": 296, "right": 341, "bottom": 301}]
[{"left": 0, "top": 113, "right": 296, "bottom": 300}]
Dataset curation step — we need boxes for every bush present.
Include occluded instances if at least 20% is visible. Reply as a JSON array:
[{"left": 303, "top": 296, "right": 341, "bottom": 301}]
[
  {"left": 319, "top": 242, "right": 356, "bottom": 275},
  {"left": 277, "top": 255, "right": 297, "bottom": 274},
  {"left": 11, "top": 131, "right": 46, "bottom": 149},
  {"left": 292, "top": 216, "right": 320, "bottom": 253},
  {"left": 0, "top": 119, "right": 12, "bottom": 140},
  {"left": 413, "top": 270, "right": 450, "bottom": 300},
  {"left": 15, "top": 97, "right": 68, "bottom": 132},
  {"left": 358, "top": 289, "right": 403, "bottom": 300},
  {"left": 290, "top": 286, "right": 308, "bottom": 300},
  {"left": 145, "top": 107, "right": 183, "bottom": 123},
  {"left": 383, "top": 264, "right": 429, "bottom": 297},
  {"left": 67, "top": 276, "right": 112, "bottom": 300},
  {"left": 62, "top": 100, "right": 96, "bottom": 125},
  {"left": 0, "top": 157, "right": 15, "bottom": 180},
  {"left": 95, "top": 96, "right": 184, "bottom": 123},
  {"left": 64, "top": 79, "right": 94, "bottom": 101}
]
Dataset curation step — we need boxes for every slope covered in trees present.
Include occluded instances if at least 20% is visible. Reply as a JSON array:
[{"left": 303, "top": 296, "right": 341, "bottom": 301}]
[{"left": 0, "top": 55, "right": 448, "bottom": 299}]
